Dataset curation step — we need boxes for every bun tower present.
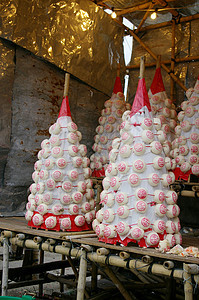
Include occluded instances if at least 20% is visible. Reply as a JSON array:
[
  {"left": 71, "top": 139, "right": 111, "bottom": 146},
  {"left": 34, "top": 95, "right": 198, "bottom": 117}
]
[
  {"left": 93, "top": 57, "right": 181, "bottom": 249},
  {"left": 91, "top": 65, "right": 131, "bottom": 177},
  {"left": 173, "top": 75, "right": 199, "bottom": 180},
  {"left": 26, "top": 74, "right": 94, "bottom": 231},
  {"left": 148, "top": 56, "right": 177, "bottom": 147}
]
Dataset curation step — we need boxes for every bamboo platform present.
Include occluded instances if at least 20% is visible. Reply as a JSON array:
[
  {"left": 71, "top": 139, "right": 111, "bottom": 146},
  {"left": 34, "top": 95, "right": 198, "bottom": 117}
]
[{"left": 1, "top": 217, "right": 199, "bottom": 299}]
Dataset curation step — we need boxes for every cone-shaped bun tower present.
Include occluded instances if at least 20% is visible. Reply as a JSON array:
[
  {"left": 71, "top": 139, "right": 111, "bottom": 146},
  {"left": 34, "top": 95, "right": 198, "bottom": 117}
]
[
  {"left": 148, "top": 56, "right": 177, "bottom": 148},
  {"left": 91, "top": 66, "right": 131, "bottom": 177},
  {"left": 172, "top": 75, "right": 199, "bottom": 180},
  {"left": 26, "top": 73, "right": 95, "bottom": 231},
  {"left": 93, "top": 57, "right": 181, "bottom": 249}
]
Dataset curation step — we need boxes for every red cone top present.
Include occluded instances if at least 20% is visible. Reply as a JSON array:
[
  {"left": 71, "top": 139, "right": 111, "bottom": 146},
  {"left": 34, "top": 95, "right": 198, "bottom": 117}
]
[
  {"left": 58, "top": 96, "right": 71, "bottom": 118},
  {"left": 150, "top": 67, "right": 165, "bottom": 94},
  {"left": 130, "top": 78, "right": 151, "bottom": 116},
  {"left": 113, "top": 76, "right": 123, "bottom": 94}
]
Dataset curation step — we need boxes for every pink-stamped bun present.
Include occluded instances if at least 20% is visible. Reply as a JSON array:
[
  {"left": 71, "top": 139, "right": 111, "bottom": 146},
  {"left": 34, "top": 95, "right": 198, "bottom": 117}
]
[
  {"left": 115, "top": 192, "right": 128, "bottom": 205},
  {"left": 32, "top": 213, "right": 44, "bottom": 226},
  {"left": 62, "top": 181, "right": 73, "bottom": 193},
  {"left": 74, "top": 215, "right": 85, "bottom": 227},
  {"left": 104, "top": 225, "right": 116, "bottom": 238},
  {"left": 138, "top": 217, "right": 151, "bottom": 229},
  {"left": 95, "top": 224, "right": 105, "bottom": 237},
  {"left": 130, "top": 226, "right": 144, "bottom": 240},
  {"left": 45, "top": 216, "right": 57, "bottom": 229},
  {"left": 60, "top": 218, "right": 71, "bottom": 230},
  {"left": 146, "top": 231, "right": 160, "bottom": 246},
  {"left": 116, "top": 221, "right": 130, "bottom": 236},
  {"left": 133, "top": 143, "right": 146, "bottom": 156},
  {"left": 153, "top": 220, "right": 166, "bottom": 233}
]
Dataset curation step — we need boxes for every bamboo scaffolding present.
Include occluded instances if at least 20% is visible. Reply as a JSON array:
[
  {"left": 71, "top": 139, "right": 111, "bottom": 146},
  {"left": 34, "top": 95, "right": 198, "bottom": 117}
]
[
  {"left": 137, "top": 13, "right": 199, "bottom": 32},
  {"left": 116, "top": 0, "right": 175, "bottom": 17},
  {"left": 127, "top": 55, "right": 199, "bottom": 70},
  {"left": 1, "top": 235, "right": 199, "bottom": 299},
  {"left": 156, "top": 0, "right": 179, "bottom": 18},
  {"left": 7, "top": 237, "right": 184, "bottom": 279},
  {"left": 113, "top": 18, "right": 187, "bottom": 92},
  {"left": 135, "top": 2, "right": 155, "bottom": 34}
]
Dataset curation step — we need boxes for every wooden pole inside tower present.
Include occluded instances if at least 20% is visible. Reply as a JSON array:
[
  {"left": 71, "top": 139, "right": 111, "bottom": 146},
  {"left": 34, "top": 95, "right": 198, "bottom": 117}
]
[
  {"left": 63, "top": 73, "right": 70, "bottom": 97},
  {"left": 170, "top": 19, "right": 176, "bottom": 101}
]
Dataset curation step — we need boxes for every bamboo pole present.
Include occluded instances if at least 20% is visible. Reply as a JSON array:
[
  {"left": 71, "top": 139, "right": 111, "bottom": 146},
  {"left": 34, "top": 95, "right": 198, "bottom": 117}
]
[
  {"left": 97, "top": 247, "right": 110, "bottom": 256},
  {"left": 156, "top": 0, "right": 179, "bottom": 18},
  {"left": 33, "top": 236, "right": 43, "bottom": 244},
  {"left": 117, "top": 63, "right": 120, "bottom": 77},
  {"left": 1, "top": 237, "right": 9, "bottom": 296},
  {"left": 127, "top": 55, "right": 199, "bottom": 69},
  {"left": 66, "top": 254, "right": 79, "bottom": 279},
  {"left": 136, "top": 13, "right": 199, "bottom": 32},
  {"left": 119, "top": 251, "right": 130, "bottom": 259},
  {"left": 139, "top": 56, "right": 145, "bottom": 79},
  {"left": 76, "top": 248, "right": 88, "bottom": 300},
  {"left": 39, "top": 249, "right": 44, "bottom": 297},
  {"left": 183, "top": 263, "right": 193, "bottom": 300},
  {"left": 91, "top": 262, "right": 98, "bottom": 292},
  {"left": 156, "top": 55, "right": 161, "bottom": 69},
  {"left": 103, "top": 266, "right": 134, "bottom": 300},
  {"left": 63, "top": 73, "right": 70, "bottom": 97},
  {"left": 163, "top": 261, "right": 175, "bottom": 270},
  {"left": 170, "top": 19, "right": 176, "bottom": 101},
  {"left": 1, "top": 230, "right": 16, "bottom": 238},
  {"left": 142, "top": 255, "right": 153, "bottom": 264},
  {"left": 135, "top": 2, "right": 155, "bottom": 34},
  {"left": 130, "top": 268, "right": 151, "bottom": 284},
  {"left": 116, "top": 2, "right": 152, "bottom": 16},
  {"left": 179, "top": 190, "right": 199, "bottom": 197},
  {"left": 60, "top": 254, "right": 65, "bottom": 293}
]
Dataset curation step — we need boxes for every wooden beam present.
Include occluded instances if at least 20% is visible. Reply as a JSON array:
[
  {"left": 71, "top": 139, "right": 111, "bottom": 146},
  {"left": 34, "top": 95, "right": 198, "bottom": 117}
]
[
  {"left": 170, "top": 19, "right": 176, "bottom": 101},
  {"left": 135, "top": 2, "right": 156, "bottom": 34},
  {"left": 127, "top": 55, "right": 199, "bottom": 70},
  {"left": 137, "top": 13, "right": 199, "bottom": 32}
]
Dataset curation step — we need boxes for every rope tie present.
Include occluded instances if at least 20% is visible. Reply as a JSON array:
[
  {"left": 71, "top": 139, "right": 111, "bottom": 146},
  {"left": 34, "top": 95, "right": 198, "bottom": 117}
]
[
  {"left": 105, "top": 253, "right": 112, "bottom": 265},
  {"left": 124, "top": 257, "right": 131, "bottom": 269}
]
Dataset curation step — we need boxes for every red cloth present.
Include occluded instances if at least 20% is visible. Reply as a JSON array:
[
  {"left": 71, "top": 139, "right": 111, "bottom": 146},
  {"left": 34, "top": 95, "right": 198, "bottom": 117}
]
[
  {"left": 58, "top": 96, "right": 72, "bottom": 118},
  {"left": 92, "top": 168, "right": 105, "bottom": 178},
  {"left": 130, "top": 78, "right": 151, "bottom": 116},
  {"left": 150, "top": 67, "right": 165, "bottom": 94},
  {"left": 99, "top": 230, "right": 166, "bottom": 248},
  {"left": 28, "top": 212, "right": 92, "bottom": 232},
  {"left": 113, "top": 76, "right": 123, "bottom": 94},
  {"left": 173, "top": 167, "right": 192, "bottom": 181}
]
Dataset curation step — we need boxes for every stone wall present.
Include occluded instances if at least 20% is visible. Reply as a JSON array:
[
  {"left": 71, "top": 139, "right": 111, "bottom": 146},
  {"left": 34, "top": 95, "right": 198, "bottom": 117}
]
[{"left": 0, "top": 41, "right": 108, "bottom": 215}]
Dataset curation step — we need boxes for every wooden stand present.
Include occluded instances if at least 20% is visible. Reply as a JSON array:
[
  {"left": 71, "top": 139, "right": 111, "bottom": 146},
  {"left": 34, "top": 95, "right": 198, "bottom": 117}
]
[{"left": 1, "top": 218, "right": 199, "bottom": 299}]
